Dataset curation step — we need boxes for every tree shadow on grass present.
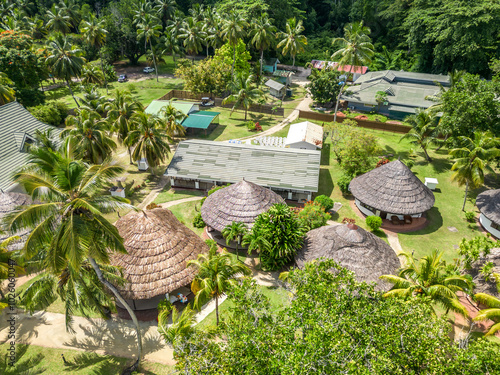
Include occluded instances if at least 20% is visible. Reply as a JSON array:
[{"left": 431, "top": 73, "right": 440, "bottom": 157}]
[
  {"left": 398, "top": 207, "right": 443, "bottom": 237},
  {"left": 318, "top": 168, "right": 334, "bottom": 197},
  {"left": 0, "top": 344, "right": 46, "bottom": 375},
  {"left": 320, "top": 144, "right": 330, "bottom": 166}
]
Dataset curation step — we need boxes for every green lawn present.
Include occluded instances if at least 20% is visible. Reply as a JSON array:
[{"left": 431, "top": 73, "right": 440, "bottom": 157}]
[
  {"left": 0, "top": 343, "right": 174, "bottom": 375},
  {"left": 168, "top": 200, "right": 205, "bottom": 237},
  {"left": 154, "top": 188, "right": 204, "bottom": 204}
]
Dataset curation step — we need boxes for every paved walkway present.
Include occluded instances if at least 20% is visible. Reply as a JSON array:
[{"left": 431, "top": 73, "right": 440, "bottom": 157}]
[{"left": 158, "top": 196, "right": 203, "bottom": 209}]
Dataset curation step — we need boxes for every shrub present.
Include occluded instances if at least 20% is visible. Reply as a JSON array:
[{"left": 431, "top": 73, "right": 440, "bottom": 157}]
[
  {"left": 246, "top": 121, "right": 256, "bottom": 131},
  {"left": 29, "top": 104, "right": 61, "bottom": 126},
  {"left": 157, "top": 298, "right": 173, "bottom": 319},
  {"left": 366, "top": 215, "right": 383, "bottom": 231},
  {"left": 208, "top": 184, "right": 230, "bottom": 196},
  {"left": 337, "top": 173, "right": 353, "bottom": 194},
  {"left": 376, "top": 158, "right": 390, "bottom": 168},
  {"left": 297, "top": 202, "right": 331, "bottom": 231},
  {"left": 464, "top": 211, "right": 476, "bottom": 223},
  {"left": 146, "top": 202, "right": 160, "bottom": 210},
  {"left": 314, "top": 195, "right": 334, "bottom": 211},
  {"left": 404, "top": 159, "right": 415, "bottom": 169},
  {"left": 103, "top": 63, "right": 117, "bottom": 82},
  {"left": 193, "top": 213, "right": 206, "bottom": 228}
]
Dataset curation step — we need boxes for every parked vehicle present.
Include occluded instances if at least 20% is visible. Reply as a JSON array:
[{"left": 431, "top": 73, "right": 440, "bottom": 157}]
[
  {"left": 118, "top": 74, "right": 128, "bottom": 82},
  {"left": 143, "top": 67, "right": 155, "bottom": 73}
]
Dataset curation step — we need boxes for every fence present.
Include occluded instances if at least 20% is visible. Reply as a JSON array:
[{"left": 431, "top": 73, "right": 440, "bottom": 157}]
[
  {"left": 298, "top": 110, "right": 410, "bottom": 134},
  {"left": 157, "top": 90, "right": 285, "bottom": 117}
]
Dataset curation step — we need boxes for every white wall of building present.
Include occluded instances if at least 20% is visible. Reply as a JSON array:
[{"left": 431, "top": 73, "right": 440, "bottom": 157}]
[
  {"left": 354, "top": 199, "right": 422, "bottom": 220},
  {"left": 287, "top": 141, "right": 318, "bottom": 150},
  {"left": 480, "top": 214, "right": 500, "bottom": 239}
]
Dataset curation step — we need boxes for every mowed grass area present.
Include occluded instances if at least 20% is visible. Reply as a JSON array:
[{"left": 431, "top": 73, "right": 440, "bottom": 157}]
[
  {"left": 0, "top": 343, "right": 174, "bottom": 375},
  {"left": 310, "top": 119, "right": 498, "bottom": 262},
  {"left": 168, "top": 200, "right": 204, "bottom": 237},
  {"left": 154, "top": 188, "right": 204, "bottom": 204}
]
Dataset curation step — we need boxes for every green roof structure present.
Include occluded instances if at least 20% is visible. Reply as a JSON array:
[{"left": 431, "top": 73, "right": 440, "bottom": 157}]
[
  {"left": 0, "top": 101, "right": 62, "bottom": 192},
  {"left": 145, "top": 100, "right": 197, "bottom": 117},
  {"left": 182, "top": 111, "right": 220, "bottom": 129}
]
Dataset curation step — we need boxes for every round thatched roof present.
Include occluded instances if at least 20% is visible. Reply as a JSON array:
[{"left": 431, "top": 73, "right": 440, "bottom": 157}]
[
  {"left": 464, "top": 247, "right": 500, "bottom": 298},
  {"left": 295, "top": 224, "right": 400, "bottom": 291},
  {"left": 112, "top": 208, "right": 208, "bottom": 300},
  {"left": 476, "top": 189, "right": 500, "bottom": 225},
  {"left": 201, "top": 179, "right": 285, "bottom": 232},
  {"left": 349, "top": 160, "right": 435, "bottom": 215},
  {"left": 0, "top": 192, "right": 33, "bottom": 250}
]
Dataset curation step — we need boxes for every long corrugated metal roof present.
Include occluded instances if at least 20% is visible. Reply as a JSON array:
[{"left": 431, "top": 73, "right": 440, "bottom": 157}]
[
  {"left": 165, "top": 140, "right": 321, "bottom": 192},
  {"left": 0, "top": 101, "right": 62, "bottom": 191},
  {"left": 145, "top": 100, "right": 195, "bottom": 117}
]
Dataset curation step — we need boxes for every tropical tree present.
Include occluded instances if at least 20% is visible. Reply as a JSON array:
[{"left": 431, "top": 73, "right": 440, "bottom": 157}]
[
  {"left": 159, "top": 103, "right": 186, "bottom": 137},
  {"left": 222, "top": 222, "right": 248, "bottom": 261},
  {"left": 242, "top": 226, "right": 271, "bottom": 264},
  {"left": 0, "top": 235, "right": 22, "bottom": 302},
  {"left": 62, "top": 108, "right": 117, "bottom": 163},
  {"left": 474, "top": 293, "right": 500, "bottom": 336},
  {"left": 222, "top": 73, "right": 264, "bottom": 120},
  {"left": 46, "top": 6, "right": 71, "bottom": 34},
  {"left": 221, "top": 13, "right": 248, "bottom": 78},
  {"left": 80, "top": 63, "right": 104, "bottom": 86},
  {"left": 126, "top": 111, "right": 172, "bottom": 170},
  {"left": 77, "top": 85, "right": 111, "bottom": 114},
  {"left": 136, "top": 14, "right": 162, "bottom": 82},
  {"left": 32, "top": 128, "right": 58, "bottom": 151},
  {"left": 251, "top": 15, "right": 276, "bottom": 77},
  {"left": 331, "top": 21, "right": 374, "bottom": 123},
  {"left": 178, "top": 17, "right": 206, "bottom": 60},
  {"left": 3, "top": 147, "right": 144, "bottom": 370},
  {"left": 108, "top": 89, "right": 144, "bottom": 164},
  {"left": 277, "top": 17, "right": 307, "bottom": 68},
  {"left": 188, "top": 244, "right": 251, "bottom": 325},
  {"left": 158, "top": 305, "right": 197, "bottom": 345},
  {"left": 45, "top": 33, "right": 85, "bottom": 108},
  {"left": 154, "top": 0, "right": 176, "bottom": 30},
  {"left": 0, "top": 72, "right": 15, "bottom": 105},
  {"left": 400, "top": 109, "right": 440, "bottom": 162},
  {"left": 161, "top": 30, "right": 184, "bottom": 67},
  {"left": 449, "top": 131, "right": 500, "bottom": 211},
  {"left": 57, "top": 0, "right": 81, "bottom": 31},
  {"left": 80, "top": 14, "right": 109, "bottom": 93},
  {"left": 380, "top": 250, "right": 472, "bottom": 316}
]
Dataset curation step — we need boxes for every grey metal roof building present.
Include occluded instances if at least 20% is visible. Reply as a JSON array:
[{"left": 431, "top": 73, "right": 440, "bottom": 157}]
[
  {"left": 165, "top": 140, "right": 321, "bottom": 200},
  {"left": 0, "top": 101, "right": 62, "bottom": 192}
]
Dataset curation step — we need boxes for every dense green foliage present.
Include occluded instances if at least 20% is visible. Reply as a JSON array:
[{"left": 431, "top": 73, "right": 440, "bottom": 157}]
[
  {"left": 28, "top": 100, "right": 68, "bottom": 125},
  {"left": 365, "top": 215, "right": 382, "bottom": 231},
  {"left": 175, "top": 57, "right": 231, "bottom": 96},
  {"left": 297, "top": 201, "right": 330, "bottom": 231},
  {"left": 306, "top": 68, "right": 341, "bottom": 105},
  {"left": 313, "top": 194, "right": 334, "bottom": 211}
]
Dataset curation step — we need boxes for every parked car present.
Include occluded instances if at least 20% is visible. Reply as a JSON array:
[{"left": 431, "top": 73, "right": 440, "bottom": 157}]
[
  {"left": 118, "top": 74, "right": 128, "bottom": 82},
  {"left": 143, "top": 67, "right": 155, "bottom": 73}
]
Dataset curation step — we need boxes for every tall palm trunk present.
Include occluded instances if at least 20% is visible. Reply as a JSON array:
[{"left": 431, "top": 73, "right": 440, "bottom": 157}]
[
  {"left": 215, "top": 293, "right": 219, "bottom": 326},
  {"left": 150, "top": 40, "right": 159, "bottom": 83},
  {"left": 333, "top": 65, "right": 354, "bottom": 123},
  {"left": 99, "top": 50, "right": 108, "bottom": 94},
  {"left": 88, "top": 257, "right": 142, "bottom": 371},
  {"left": 67, "top": 79, "right": 80, "bottom": 108},
  {"left": 259, "top": 49, "right": 263, "bottom": 77},
  {"left": 231, "top": 43, "right": 236, "bottom": 79},
  {"left": 128, "top": 146, "right": 133, "bottom": 164},
  {"left": 462, "top": 180, "right": 469, "bottom": 212},
  {"left": 423, "top": 147, "right": 432, "bottom": 162}
]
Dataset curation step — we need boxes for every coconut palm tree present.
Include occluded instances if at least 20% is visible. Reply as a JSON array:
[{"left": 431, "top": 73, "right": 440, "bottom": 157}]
[
  {"left": 0, "top": 72, "right": 15, "bottom": 105},
  {"left": 400, "top": 109, "right": 440, "bottom": 162},
  {"left": 3, "top": 147, "right": 143, "bottom": 369},
  {"left": 77, "top": 85, "right": 111, "bottom": 114},
  {"left": 46, "top": 6, "right": 71, "bottom": 34},
  {"left": 108, "top": 90, "right": 144, "bottom": 164},
  {"left": 155, "top": 0, "right": 176, "bottom": 30},
  {"left": 27, "top": 15, "right": 47, "bottom": 40},
  {"left": 331, "top": 21, "right": 374, "bottom": 123},
  {"left": 57, "top": 0, "right": 81, "bottom": 31},
  {"left": 80, "top": 63, "right": 105, "bottom": 86},
  {"left": 380, "top": 250, "right": 472, "bottom": 316},
  {"left": 45, "top": 33, "right": 85, "bottom": 108},
  {"left": 242, "top": 226, "right": 271, "bottom": 264},
  {"left": 161, "top": 30, "right": 184, "bottom": 67},
  {"left": 0, "top": 235, "right": 22, "bottom": 301},
  {"left": 178, "top": 17, "right": 206, "bottom": 60},
  {"left": 251, "top": 15, "right": 276, "bottom": 77},
  {"left": 80, "top": 14, "right": 109, "bottom": 93},
  {"left": 159, "top": 103, "right": 186, "bottom": 137},
  {"left": 449, "top": 131, "right": 500, "bottom": 211},
  {"left": 188, "top": 245, "right": 251, "bottom": 325},
  {"left": 221, "top": 13, "right": 248, "bottom": 78},
  {"left": 223, "top": 73, "right": 264, "bottom": 120},
  {"left": 277, "top": 17, "right": 307, "bottom": 68},
  {"left": 32, "top": 129, "right": 57, "bottom": 151},
  {"left": 158, "top": 305, "right": 197, "bottom": 345},
  {"left": 474, "top": 293, "right": 500, "bottom": 336},
  {"left": 126, "top": 111, "right": 172, "bottom": 170},
  {"left": 62, "top": 108, "right": 117, "bottom": 163},
  {"left": 136, "top": 14, "right": 162, "bottom": 82},
  {"left": 222, "top": 222, "right": 248, "bottom": 261}
]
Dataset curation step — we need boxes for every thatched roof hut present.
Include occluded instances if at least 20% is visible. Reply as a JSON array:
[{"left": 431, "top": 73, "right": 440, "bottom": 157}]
[
  {"left": 201, "top": 179, "right": 285, "bottom": 232},
  {"left": 0, "top": 192, "right": 33, "bottom": 249},
  {"left": 349, "top": 160, "right": 435, "bottom": 215},
  {"left": 112, "top": 208, "right": 208, "bottom": 300},
  {"left": 464, "top": 248, "right": 500, "bottom": 298},
  {"left": 477, "top": 189, "right": 500, "bottom": 226},
  {"left": 295, "top": 224, "right": 400, "bottom": 290}
]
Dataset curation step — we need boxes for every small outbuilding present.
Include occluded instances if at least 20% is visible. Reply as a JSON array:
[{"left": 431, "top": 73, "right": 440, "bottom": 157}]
[
  {"left": 349, "top": 160, "right": 435, "bottom": 222},
  {"left": 294, "top": 223, "right": 400, "bottom": 291},
  {"left": 263, "top": 58, "right": 280, "bottom": 73},
  {"left": 272, "top": 70, "right": 293, "bottom": 85},
  {"left": 265, "top": 79, "right": 286, "bottom": 99},
  {"left": 285, "top": 121, "right": 324, "bottom": 150},
  {"left": 112, "top": 208, "right": 208, "bottom": 319},
  {"left": 476, "top": 189, "right": 500, "bottom": 239}
]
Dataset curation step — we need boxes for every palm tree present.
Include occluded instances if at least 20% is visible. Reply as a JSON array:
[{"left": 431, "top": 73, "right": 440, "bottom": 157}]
[
  {"left": 0, "top": 72, "right": 15, "bottom": 105},
  {"left": 158, "top": 305, "right": 197, "bottom": 345},
  {"left": 221, "top": 13, "right": 248, "bottom": 78},
  {"left": 221, "top": 222, "right": 248, "bottom": 261},
  {"left": 277, "top": 17, "right": 307, "bottom": 68},
  {"left": 137, "top": 14, "right": 162, "bottom": 82},
  {"left": 126, "top": 111, "right": 172, "bottom": 170},
  {"left": 62, "top": 108, "right": 117, "bottom": 163},
  {"left": 161, "top": 30, "right": 184, "bottom": 67},
  {"left": 188, "top": 245, "right": 251, "bottom": 325},
  {"left": 46, "top": 6, "right": 71, "bottom": 34},
  {"left": 159, "top": 103, "right": 186, "bottom": 137},
  {"left": 331, "top": 21, "right": 374, "bottom": 123},
  {"left": 32, "top": 129, "right": 57, "bottom": 151},
  {"left": 27, "top": 15, "right": 47, "bottom": 40},
  {"left": 45, "top": 33, "right": 85, "bottom": 108},
  {"left": 3, "top": 148, "right": 144, "bottom": 369},
  {"left": 154, "top": 0, "right": 176, "bottom": 30},
  {"left": 242, "top": 226, "right": 271, "bottom": 264},
  {"left": 80, "top": 63, "right": 105, "bottom": 86},
  {"left": 108, "top": 90, "right": 144, "bottom": 164},
  {"left": 251, "top": 15, "right": 276, "bottom": 77},
  {"left": 449, "top": 131, "right": 500, "bottom": 211},
  {"left": 178, "top": 17, "right": 206, "bottom": 60},
  {"left": 400, "top": 109, "right": 440, "bottom": 162},
  {"left": 474, "top": 293, "right": 500, "bottom": 336},
  {"left": 80, "top": 14, "right": 109, "bottom": 93},
  {"left": 57, "top": 0, "right": 81, "bottom": 31},
  {"left": 0, "top": 235, "right": 22, "bottom": 301},
  {"left": 380, "top": 250, "right": 472, "bottom": 316},
  {"left": 223, "top": 73, "right": 264, "bottom": 120}
]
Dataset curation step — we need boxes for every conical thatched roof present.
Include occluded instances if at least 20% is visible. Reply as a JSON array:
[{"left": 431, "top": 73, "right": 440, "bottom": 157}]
[
  {"left": 201, "top": 179, "right": 285, "bottom": 232},
  {"left": 0, "top": 192, "right": 33, "bottom": 250},
  {"left": 464, "top": 248, "right": 500, "bottom": 298},
  {"left": 295, "top": 224, "right": 400, "bottom": 291},
  {"left": 112, "top": 208, "right": 208, "bottom": 300},
  {"left": 476, "top": 189, "right": 500, "bottom": 225},
  {"left": 349, "top": 160, "right": 435, "bottom": 215}
]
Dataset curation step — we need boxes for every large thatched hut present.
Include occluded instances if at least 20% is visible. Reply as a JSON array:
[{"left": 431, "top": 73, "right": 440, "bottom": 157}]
[
  {"left": 476, "top": 189, "right": 500, "bottom": 239},
  {"left": 294, "top": 223, "right": 400, "bottom": 291},
  {"left": 112, "top": 208, "right": 208, "bottom": 317},
  {"left": 0, "top": 191, "right": 32, "bottom": 249},
  {"left": 349, "top": 160, "right": 435, "bottom": 221},
  {"left": 201, "top": 179, "right": 285, "bottom": 232}
]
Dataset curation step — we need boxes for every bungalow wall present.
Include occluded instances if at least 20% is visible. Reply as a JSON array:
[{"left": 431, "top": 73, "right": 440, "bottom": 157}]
[
  {"left": 263, "top": 62, "right": 278, "bottom": 73},
  {"left": 269, "top": 87, "right": 285, "bottom": 98},
  {"left": 355, "top": 199, "right": 422, "bottom": 220},
  {"left": 287, "top": 141, "right": 318, "bottom": 150},
  {"left": 479, "top": 214, "right": 500, "bottom": 239}
]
